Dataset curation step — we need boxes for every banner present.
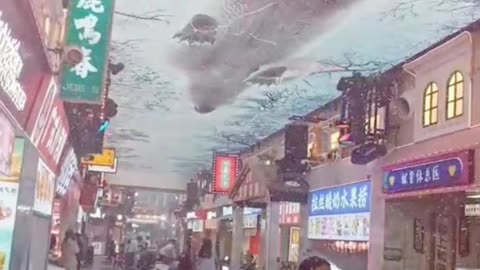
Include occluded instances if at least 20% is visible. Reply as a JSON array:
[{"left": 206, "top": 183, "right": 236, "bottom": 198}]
[
  {"left": 212, "top": 152, "right": 240, "bottom": 194},
  {"left": 33, "top": 159, "right": 56, "bottom": 216},
  {"left": 288, "top": 227, "right": 300, "bottom": 262},
  {"left": 60, "top": 0, "right": 115, "bottom": 103},
  {"left": 308, "top": 180, "right": 371, "bottom": 241},
  {"left": 383, "top": 150, "right": 473, "bottom": 194},
  {"left": 55, "top": 147, "right": 79, "bottom": 196},
  {"left": 0, "top": 4, "right": 47, "bottom": 127}
]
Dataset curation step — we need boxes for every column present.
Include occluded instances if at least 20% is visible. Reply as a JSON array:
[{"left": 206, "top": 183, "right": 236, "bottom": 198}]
[
  {"left": 231, "top": 205, "right": 244, "bottom": 270},
  {"left": 367, "top": 167, "right": 386, "bottom": 270},
  {"left": 264, "top": 201, "right": 281, "bottom": 270},
  {"left": 298, "top": 203, "right": 310, "bottom": 261}
]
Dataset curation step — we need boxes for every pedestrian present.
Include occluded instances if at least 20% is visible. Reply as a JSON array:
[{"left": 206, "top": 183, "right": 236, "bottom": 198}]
[
  {"left": 298, "top": 256, "right": 331, "bottom": 270},
  {"left": 61, "top": 229, "right": 80, "bottom": 270},
  {"left": 126, "top": 238, "right": 137, "bottom": 268},
  {"left": 197, "top": 231, "right": 215, "bottom": 270},
  {"left": 159, "top": 239, "right": 177, "bottom": 266},
  {"left": 75, "top": 233, "right": 83, "bottom": 270}
]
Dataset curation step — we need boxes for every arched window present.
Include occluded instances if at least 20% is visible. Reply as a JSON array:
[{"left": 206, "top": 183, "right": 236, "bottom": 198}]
[
  {"left": 423, "top": 82, "right": 439, "bottom": 127},
  {"left": 446, "top": 71, "right": 464, "bottom": 119}
]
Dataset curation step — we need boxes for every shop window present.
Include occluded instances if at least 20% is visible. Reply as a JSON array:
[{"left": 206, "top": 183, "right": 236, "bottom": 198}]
[
  {"left": 423, "top": 82, "right": 439, "bottom": 127},
  {"left": 446, "top": 71, "right": 464, "bottom": 120}
]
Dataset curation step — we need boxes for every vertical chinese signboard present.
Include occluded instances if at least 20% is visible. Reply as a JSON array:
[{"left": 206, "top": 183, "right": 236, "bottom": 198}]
[
  {"left": 308, "top": 180, "right": 371, "bottom": 241},
  {"left": 60, "top": 0, "right": 115, "bottom": 103},
  {"left": 0, "top": 133, "right": 25, "bottom": 270},
  {"left": 33, "top": 159, "right": 56, "bottom": 216},
  {"left": 383, "top": 150, "right": 473, "bottom": 194},
  {"left": 212, "top": 153, "right": 240, "bottom": 194}
]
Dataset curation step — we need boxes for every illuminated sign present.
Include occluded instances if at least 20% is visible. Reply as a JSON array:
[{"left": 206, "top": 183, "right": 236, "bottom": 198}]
[
  {"left": 212, "top": 152, "right": 240, "bottom": 194},
  {"left": 308, "top": 180, "right": 371, "bottom": 241},
  {"left": 0, "top": 11, "right": 26, "bottom": 111},
  {"left": 81, "top": 148, "right": 116, "bottom": 167},
  {"left": 87, "top": 157, "right": 117, "bottom": 174}
]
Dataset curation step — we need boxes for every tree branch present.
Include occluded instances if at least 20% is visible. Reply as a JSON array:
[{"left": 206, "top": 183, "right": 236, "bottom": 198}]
[{"left": 114, "top": 11, "right": 170, "bottom": 22}]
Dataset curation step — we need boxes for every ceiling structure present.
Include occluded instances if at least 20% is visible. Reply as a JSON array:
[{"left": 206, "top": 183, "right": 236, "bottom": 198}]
[{"left": 106, "top": 0, "right": 478, "bottom": 191}]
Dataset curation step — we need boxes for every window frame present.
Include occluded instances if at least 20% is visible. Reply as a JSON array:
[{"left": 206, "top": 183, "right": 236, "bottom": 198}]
[
  {"left": 446, "top": 71, "right": 464, "bottom": 120},
  {"left": 422, "top": 82, "right": 439, "bottom": 127}
]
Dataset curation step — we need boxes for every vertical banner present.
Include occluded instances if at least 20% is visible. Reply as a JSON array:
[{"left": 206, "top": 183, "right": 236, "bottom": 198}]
[
  {"left": 212, "top": 152, "right": 240, "bottom": 194},
  {"left": 60, "top": 0, "right": 115, "bottom": 103},
  {"left": 288, "top": 227, "right": 300, "bottom": 262},
  {"left": 0, "top": 137, "right": 25, "bottom": 270},
  {"left": 33, "top": 159, "right": 56, "bottom": 216}
]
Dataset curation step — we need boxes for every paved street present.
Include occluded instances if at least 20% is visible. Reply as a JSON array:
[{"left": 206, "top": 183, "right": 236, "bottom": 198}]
[{"left": 48, "top": 258, "right": 114, "bottom": 270}]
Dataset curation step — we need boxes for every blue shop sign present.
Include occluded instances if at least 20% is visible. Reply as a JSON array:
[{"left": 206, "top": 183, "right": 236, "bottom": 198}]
[
  {"left": 383, "top": 150, "right": 472, "bottom": 194},
  {"left": 308, "top": 180, "right": 371, "bottom": 216}
]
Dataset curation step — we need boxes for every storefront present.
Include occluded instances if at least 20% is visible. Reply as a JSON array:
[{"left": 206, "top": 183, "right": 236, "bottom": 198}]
[
  {"left": 382, "top": 150, "right": 480, "bottom": 270},
  {"left": 49, "top": 146, "right": 81, "bottom": 259},
  {"left": 307, "top": 180, "right": 371, "bottom": 270},
  {"left": 217, "top": 206, "right": 234, "bottom": 263}
]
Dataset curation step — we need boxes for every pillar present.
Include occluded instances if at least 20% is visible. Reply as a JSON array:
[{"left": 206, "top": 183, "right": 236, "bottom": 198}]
[
  {"left": 264, "top": 201, "right": 281, "bottom": 270},
  {"left": 367, "top": 167, "right": 386, "bottom": 270},
  {"left": 298, "top": 203, "right": 310, "bottom": 261},
  {"left": 231, "top": 205, "right": 244, "bottom": 270}
]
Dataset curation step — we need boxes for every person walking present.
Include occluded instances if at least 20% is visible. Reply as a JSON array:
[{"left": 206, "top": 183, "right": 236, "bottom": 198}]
[
  {"left": 298, "top": 256, "right": 331, "bottom": 270},
  {"left": 197, "top": 232, "right": 215, "bottom": 270},
  {"left": 61, "top": 230, "right": 80, "bottom": 270}
]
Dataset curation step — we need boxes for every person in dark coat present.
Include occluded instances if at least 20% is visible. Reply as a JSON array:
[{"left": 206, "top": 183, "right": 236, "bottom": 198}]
[{"left": 298, "top": 256, "right": 331, "bottom": 270}]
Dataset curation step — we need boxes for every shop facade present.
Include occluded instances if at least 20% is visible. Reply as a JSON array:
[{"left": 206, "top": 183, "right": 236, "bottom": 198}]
[
  {"left": 367, "top": 21, "right": 480, "bottom": 270},
  {"left": 306, "top": 161, "right": 375, "bottom": 270}
]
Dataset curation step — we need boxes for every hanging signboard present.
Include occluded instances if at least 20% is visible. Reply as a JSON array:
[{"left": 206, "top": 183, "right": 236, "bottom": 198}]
[
  {"left": 87, "top": 158, "right": 118, "bottom": 174},
  {"left": 308, "top": 180, "right": 371, "bottom": 241},
  {"left": 55, "top": 147, "right": 79, "bottom": 196},
  {"left": 27, "top": 77, "right": 69, "bottom": 173},
  {"left": 280, "top": 202, "right": 301, "bottom": 225},
  {"left": 60, "top": 0, "right": 115, "bottom": 103},
  {"left": 383, "top": 150, "right": 473, "bottom": 194},
  {"left": 33, "top": 159, "right": 56, "bottom": 216},
  {"left": 0, "top": 5, "right": 47, "bottom": 127},
  {"left": 81, "top": 148, "right": 116, "bottom": 167},
  {"left": 212, "top": 152, "right": 240, "bottom": 194}
]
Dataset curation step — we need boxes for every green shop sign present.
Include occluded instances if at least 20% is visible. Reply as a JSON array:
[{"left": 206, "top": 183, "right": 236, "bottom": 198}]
[{"left": 60, "top": 0, "right": 114, "bottom": 103}]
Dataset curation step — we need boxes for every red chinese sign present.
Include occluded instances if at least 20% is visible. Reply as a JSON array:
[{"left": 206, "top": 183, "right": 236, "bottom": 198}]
[
  {"left": 0, "top": 1, "right": 48, "bottom": 127},
  {"left": 79, "top": 182, "right": 98, "bottom": 213},
  {"left": 27, "top": 77, "right": 69, "bottom": 173},
  {"left": 280, "top": 202, "right": 301, "bottom": 225},
  {"left": 212, "top": 153, "right": 239, "bottom": 194}
]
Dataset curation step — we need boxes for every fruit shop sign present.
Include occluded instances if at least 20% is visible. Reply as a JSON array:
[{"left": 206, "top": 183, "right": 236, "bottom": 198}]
[{"left": 0, "top": 11, "right": 26, "bottom": 112}]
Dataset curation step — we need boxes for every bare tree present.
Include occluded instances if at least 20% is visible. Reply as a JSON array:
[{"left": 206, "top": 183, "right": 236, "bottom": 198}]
[
  {"left": 385, "top": 0, "right": 479, "bottom": 22},
  {"left": 114, "top": 9, "right": 171, "bottom": 23}
]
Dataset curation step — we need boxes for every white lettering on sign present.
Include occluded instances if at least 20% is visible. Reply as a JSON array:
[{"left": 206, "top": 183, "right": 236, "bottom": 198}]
[
  {"left": 32, "top": 78, "right": 67, "bottom": 168},
  {"left": 32, "top": 78, "right": 57, "bottom": 146},
  {"left": 56, "top": 148, "right": 78, "bottom": 196},
  {"left": 0, "top": 12, "right": 26, "bottom": 111},
  {"left": 41, "top": 105, "right": 68, "bottom": 165}
]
